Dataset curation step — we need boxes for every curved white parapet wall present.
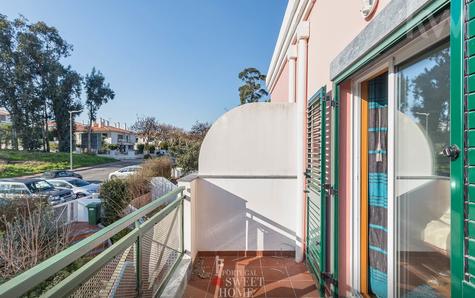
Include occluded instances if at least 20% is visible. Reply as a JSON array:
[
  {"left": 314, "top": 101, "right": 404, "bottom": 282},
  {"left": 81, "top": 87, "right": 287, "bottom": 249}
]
[
  {"left": 199, "top": 102, "right": 297, "bottom": 176},
  {"left": 195, "top": 103, "right": 298, "bottom": 253}
]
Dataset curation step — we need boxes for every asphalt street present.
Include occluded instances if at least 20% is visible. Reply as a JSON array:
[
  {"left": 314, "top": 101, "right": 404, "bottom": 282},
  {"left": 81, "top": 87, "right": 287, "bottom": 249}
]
[{"left": 76, "top": 159, "right": 142, "bottom": 183}]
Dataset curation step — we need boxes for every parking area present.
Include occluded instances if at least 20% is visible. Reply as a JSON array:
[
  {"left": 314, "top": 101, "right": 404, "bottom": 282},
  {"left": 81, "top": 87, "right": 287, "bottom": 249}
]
[{"left": 69, "top": 159, "right": 142, "bottom": 183}]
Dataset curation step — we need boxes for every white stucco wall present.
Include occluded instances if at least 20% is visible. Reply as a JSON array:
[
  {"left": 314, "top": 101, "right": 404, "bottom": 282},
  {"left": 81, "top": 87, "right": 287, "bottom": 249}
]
[
  {"left": 199, "top": 103, "right": 296, "bottom": 176},
  {"left": 195, "top": 103, "right": 297, "bottom": 252},
  {"left": 195, "top": 178, "right": 296, "bottom": 252}
]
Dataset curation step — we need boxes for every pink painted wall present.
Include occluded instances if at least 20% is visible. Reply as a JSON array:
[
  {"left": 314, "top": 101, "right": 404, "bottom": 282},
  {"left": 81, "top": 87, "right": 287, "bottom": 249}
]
[
  {"left": 303, "top": 2, "right": 388, "bottom": 290},
  {"left": 270, "top": 60, "right": 289, "bottom": 103},
  {"left": 307, "top": 0, "right": 390, "bottom": 96},
  {"left": 269, "top": 0, "right": 390, "bottom": 100},
  {"left": 338, "top": 80, "right": 352, "bottom": 296},
  {"left": 267, "top": 0, "right": 390, "bottom": 291}
]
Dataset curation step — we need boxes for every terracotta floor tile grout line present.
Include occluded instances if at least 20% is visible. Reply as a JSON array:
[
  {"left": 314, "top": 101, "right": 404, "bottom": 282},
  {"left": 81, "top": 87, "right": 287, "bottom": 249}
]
[
  {"left": 259, "top": 257, "right": 268, "bottom": 298},
  {"left": 204, "top": 257, "right": 214, "bottom": 298},
  {"left": 285, "top": 265, "right": 298, "bottom": 298}
]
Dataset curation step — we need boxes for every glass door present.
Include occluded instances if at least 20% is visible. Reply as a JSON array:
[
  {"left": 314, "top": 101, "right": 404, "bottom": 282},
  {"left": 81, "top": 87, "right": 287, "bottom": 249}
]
[{"left": 396, "top": 43, "right": 451, "bottom": 297}]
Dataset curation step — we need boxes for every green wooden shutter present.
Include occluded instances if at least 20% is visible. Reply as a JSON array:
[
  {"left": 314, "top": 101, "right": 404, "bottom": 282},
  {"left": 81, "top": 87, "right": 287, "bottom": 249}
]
[
  {"left": 453, "top": 0, "right": 475, "bottom": 296},
  {"left": 463, "top": 0, "right": 475, "bottom": 296},
  {"left": 306, "top": 86, "right": 331, "bottom": 291}
]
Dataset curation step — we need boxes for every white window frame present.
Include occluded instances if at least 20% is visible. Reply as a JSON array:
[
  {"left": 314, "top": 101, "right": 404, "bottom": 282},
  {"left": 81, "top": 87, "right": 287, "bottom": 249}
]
[{"left": 348, "top": 17, "right": 450, "bottom": 298}]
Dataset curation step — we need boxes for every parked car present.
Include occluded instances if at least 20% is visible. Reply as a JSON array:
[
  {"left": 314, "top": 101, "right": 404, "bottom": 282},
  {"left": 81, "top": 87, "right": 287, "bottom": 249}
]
[
  {"left": 0, "top": 178, "right": 74, "bottom": 205},
  {"left": 42, "top": 170, "right": 83, "bottom": 180},
  {"left": 108, "top": 166, "right": 142, "bottom": 180},
  {"left": 47, "top": 177, "right": 100, "bottom": 198}
]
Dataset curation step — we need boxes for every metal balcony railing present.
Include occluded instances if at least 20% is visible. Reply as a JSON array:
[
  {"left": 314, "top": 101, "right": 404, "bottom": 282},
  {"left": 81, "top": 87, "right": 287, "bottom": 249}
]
[{"left": 0, "top": 186, "right": 185, "bottom": 298}]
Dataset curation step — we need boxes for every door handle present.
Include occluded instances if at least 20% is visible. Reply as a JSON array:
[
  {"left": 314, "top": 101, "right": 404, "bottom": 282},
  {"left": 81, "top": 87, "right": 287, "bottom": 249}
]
[{"left": 440, "top": 145, "right": 460, "bottom": 161}]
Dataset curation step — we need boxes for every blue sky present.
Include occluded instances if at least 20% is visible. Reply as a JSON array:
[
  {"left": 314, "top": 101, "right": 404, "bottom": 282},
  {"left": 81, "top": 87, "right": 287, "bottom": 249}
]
[{"left": 1, "top": 0, "right": 287, "bottom": 130}]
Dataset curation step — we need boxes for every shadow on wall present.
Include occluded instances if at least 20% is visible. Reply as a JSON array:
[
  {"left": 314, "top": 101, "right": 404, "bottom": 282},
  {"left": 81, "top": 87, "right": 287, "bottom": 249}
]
[{"left": 196, "top": 179, "right": 296, "bottom": 253}]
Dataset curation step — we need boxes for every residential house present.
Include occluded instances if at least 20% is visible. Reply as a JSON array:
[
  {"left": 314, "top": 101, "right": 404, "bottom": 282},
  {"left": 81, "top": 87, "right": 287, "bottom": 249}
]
[
  {"left": 136, "top": 134, "right": 157, "bottom": 147},
  {"left": 0, "top": 108, "right": 11, "bottom": 124},
  {"left": 76, "top": 119, "right": 137, "bottom": 154},
  {"left": 135, "top": 134, "right": 158, "bottom": 152}
]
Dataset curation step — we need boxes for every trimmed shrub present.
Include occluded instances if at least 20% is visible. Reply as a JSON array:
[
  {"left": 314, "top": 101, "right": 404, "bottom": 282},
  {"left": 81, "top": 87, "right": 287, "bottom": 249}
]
[
  {"left": 100, "top": 158, "right": 172, "bottom": 227},
  {"left": 100, "top": 179, "right": 131, "bottom": 226},
  {"left": 137, "top": 143, "right": 145, "bottom": 154},
  {"left": 107, "top": 144, "right": 118, "bottom": 151},
  {"left": 160, "top": 141, "right": 169, "bottom": 151},
  {"left": 146, "top": 144, "right": 156, "bottom": 154}
]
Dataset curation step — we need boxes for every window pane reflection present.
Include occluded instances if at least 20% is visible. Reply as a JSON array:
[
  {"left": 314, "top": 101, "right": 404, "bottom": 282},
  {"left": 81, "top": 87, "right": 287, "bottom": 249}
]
[{"left": 396, "top": 44, "right": 451, "bottom": 297}]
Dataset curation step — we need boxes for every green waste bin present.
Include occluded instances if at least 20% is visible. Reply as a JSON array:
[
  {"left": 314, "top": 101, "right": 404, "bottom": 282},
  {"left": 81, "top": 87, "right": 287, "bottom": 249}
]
[{"left": 87, "top": 202, "right": 101, "bottom": 225}]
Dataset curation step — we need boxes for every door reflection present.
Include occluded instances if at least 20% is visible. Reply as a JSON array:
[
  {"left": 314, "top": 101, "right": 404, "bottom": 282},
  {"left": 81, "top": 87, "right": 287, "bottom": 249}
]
[{"left": 396, "top": 44, "right": 451, "bottom": 297}]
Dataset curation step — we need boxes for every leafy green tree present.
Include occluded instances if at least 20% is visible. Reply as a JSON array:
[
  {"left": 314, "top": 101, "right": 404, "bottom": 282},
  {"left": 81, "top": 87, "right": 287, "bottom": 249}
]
[
  {"left": 84, "top": 67, "right": 115, "bottom": 152},
  {"left": 99, "top": 179, "right": 130, "bottom": 226},
  {"left": 29, "top": 20, "right": 72, "bottom": 152},
  {"left": 0, "top": 15, "right": 19, "bottom": 149},
  {"left": 238, "top": 68, "right": 268, "bottom": 105},
  {"left": 50, "top": 66, "right": 83, "bottom": 152},
  {"left": 167, "top": 122, "right": 210, "bottom": 175},
  {"left": 0, "top": 15, "right": 80, "bottom": 151},
  {"left": 175, "top": 141, "right": 201, "bottom": 174},
  {"left": 136, "top": 143, "right": 145, "bottom": 154},
  {"left": 0, "top": 15, "right": 45, "bottom": 150}
]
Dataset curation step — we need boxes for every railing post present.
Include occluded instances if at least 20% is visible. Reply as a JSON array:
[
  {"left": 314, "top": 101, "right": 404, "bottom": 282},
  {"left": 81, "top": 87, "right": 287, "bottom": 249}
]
[
  {"left": 180, "top": 191, "right": 185, "bottom": 254},
  {"left": 135, "top": 221, "right": 142, "bottom": 296},
  {"left": 70, "top": 202, "right": 73, "bottom": 223}
]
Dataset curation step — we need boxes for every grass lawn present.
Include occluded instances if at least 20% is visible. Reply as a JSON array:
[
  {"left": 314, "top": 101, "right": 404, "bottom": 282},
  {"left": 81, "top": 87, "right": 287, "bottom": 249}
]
[{"left": 0, "top": 150, "right": 117, "bottom": 178}]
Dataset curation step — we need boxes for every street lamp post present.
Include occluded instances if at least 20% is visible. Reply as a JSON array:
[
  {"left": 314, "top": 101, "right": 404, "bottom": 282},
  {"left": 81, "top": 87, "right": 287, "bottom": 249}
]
[
  {"left": 415, "top": 112, "right": 430, "bottom": 133},
  {"left": 69, "top": 110, "right": 82, "bottom": 170}
]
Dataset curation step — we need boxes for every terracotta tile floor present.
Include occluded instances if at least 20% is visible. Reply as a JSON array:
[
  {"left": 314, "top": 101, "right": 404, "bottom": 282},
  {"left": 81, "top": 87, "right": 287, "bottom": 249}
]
[{"left": 184, "top": 253, "right": 320, "bottom": 298}]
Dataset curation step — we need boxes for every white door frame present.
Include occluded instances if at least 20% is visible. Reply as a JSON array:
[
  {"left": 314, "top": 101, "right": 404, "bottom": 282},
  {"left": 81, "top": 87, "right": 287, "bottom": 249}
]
[{"left": 347, "top": 17, "right": 450, "bottom": 298}]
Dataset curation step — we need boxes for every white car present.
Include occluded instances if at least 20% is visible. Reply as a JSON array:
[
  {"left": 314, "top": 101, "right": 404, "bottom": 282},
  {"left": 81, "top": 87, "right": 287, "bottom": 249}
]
[
  {"left": 47, "top": 177, "right": 100, "bottom": 198},
  {"left": 108, "top": 165, "right": 142, "bottom": 180}
]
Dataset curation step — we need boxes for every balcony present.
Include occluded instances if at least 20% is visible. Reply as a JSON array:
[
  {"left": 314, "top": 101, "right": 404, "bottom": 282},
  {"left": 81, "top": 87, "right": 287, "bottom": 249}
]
[
  {"left": 0, "top": 103, "right": 319, "bottom": 297},
  {"left": 178, "top": 102, "right": 318, "bottom": 297}
]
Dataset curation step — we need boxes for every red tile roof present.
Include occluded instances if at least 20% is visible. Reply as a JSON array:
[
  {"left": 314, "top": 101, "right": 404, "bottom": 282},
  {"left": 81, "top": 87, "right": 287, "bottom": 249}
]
[
  {"left": 75, "top": 123, "right": 134, "bottom": 134},
  {"left": 49, "top": 121, "right": 135, "bottom": 134}
]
